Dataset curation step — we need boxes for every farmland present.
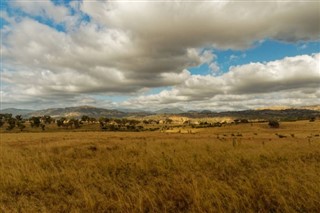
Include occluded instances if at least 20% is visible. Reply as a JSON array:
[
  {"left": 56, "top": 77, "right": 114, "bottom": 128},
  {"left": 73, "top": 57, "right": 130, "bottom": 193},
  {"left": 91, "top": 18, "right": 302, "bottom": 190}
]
[{"left": 1, "top": 120, "right": 320, "bottom": 212}]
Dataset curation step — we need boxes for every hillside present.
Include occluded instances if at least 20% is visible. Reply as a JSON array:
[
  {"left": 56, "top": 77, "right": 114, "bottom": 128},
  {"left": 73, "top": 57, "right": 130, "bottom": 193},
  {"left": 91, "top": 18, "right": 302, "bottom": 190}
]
[
  {"left": 26, "top": 106, "right": 149, "bottom": 118},
  {"left": 0, "top": 108, "right": 34, "bottom": 116},
  {"left": 154, "top": 107, "right": 185, "bottom": 114},
  {"left": 256, "top": 105, "right": 320, "bottom": 111},
  {"left": 2, "top": 105, "right": 319, "bottom": 121},
  {"left": 181, "top": 109, "right": 320, "bottom": 121}
]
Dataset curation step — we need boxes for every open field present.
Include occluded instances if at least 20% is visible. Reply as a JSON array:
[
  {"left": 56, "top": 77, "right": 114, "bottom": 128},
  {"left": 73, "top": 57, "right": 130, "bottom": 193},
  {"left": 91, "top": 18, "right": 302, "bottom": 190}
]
[{"left": 1, "top": 120, "right": 320, "bottom": 212}]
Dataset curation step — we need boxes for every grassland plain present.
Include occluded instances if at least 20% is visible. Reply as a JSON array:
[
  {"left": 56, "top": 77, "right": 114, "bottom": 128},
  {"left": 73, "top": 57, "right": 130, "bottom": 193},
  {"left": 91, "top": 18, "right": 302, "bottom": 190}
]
[{"left": 1, "top": 121, "right": 320, "bottom": 212}]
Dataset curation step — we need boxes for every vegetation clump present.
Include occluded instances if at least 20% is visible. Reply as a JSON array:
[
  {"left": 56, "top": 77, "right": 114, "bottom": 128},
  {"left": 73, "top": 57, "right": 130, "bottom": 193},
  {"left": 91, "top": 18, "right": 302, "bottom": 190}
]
[
  {"left": 268, "top": 120, "right": 280, "bottom": 128},
  {"left": 309, "top": 117, "right": 316, "bottom": 122}
]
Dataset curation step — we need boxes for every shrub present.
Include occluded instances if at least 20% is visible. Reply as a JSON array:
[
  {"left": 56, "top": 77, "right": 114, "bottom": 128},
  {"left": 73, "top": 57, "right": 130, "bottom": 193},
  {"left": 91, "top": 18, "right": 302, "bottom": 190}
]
[
  {"left": 309, "top": 117, "right": 316, "bottom": 122},
  {"left": 30, "top": 117, "right": 41, "bottom": 128},
  {"left": 17, "top": 122, "right": 26, "bottom": 131},
  {"left": 6, "top": 118, "right": 16, "bottom": 130},
  {"left": 268, "top": 120, "right": 280, "bottom": 128},
  {"left": 0, "top": 120, "right": 4, "bottom": 127}
]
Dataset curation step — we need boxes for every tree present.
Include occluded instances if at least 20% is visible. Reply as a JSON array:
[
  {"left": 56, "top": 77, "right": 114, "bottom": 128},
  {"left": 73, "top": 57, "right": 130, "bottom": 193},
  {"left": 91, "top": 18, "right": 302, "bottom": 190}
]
[
  {"left": 81, "top": 115, "right": 90, "bottom": 122},
  {"left": 40, "top": 124, "right": 45, "bottom": 131},
  {"left": 128, "top": 119, "right": 140, "bottom": 126},
  {"left": 71, "top": 119, "right": 81, "bottom": 129},
  {"left": 3, "top": 114, "right": 13, "bottom": 120},
  {"left": 143, "top": 120, "right": 149, "bottom": 125},
  {"left": 42, "top": 115, "right": 53, "bottom": 124},
  {"left": 309, "top": 117, "right": 316, "bottom": 122},
  {"left": 114, "top": 119, "right": 122, "bottom": 125},
  {"left": 89, "top": 117, "right": 96, "bottom": 123},
  {"left": 56, "top": 117, "right": 66, "bottom": 127},
  {"left": 6, "top": 118, "right": 16, "bottom": 130},
  {"left": 0, "top": 120, "right": 4, "bottom": 128},
  {"left": 30, "top": 117, "right": 41, "bottom": 128},
  {"left": 57, "top": 119, "right": 63, "bottom": 127},
  {"left": 15, "top": 115, "right": 22, "bottom": 121},
  {"left": 17, "top": 122, "right": 26, "bottom": 131},
  {"left": 268, "top": 120, "right": 280, "bottom": 128}
]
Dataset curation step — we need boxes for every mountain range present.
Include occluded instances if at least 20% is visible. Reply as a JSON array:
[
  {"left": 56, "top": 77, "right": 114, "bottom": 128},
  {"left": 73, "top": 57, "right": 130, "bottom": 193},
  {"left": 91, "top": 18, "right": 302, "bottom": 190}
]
[
  {"left": 0, "top": 108, "right": 34, "bottom": 116},
  {"left": 1, "top": 105, "right": 319, "bottom": 121}
]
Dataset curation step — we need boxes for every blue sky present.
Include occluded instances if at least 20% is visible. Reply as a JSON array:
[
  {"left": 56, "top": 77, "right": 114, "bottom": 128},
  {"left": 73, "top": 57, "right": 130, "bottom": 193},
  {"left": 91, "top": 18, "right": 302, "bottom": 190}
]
[
  {"left": 1, "top": 0, "right": 319, "bottom": 111},
  {"left": 189, "top": 40, "right": 320, "bottom": 75}
]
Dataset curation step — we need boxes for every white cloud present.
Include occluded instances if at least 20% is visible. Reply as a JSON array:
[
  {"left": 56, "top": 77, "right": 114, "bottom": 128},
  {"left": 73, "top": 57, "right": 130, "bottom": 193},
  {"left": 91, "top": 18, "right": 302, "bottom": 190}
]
[
  {"left": 209, "top": 62, "right": 220, "bottom": 74},
  {"left": 1, "top": 1, "right": 319, "bottom": 109},
  {"left": 200, "top": 50, "right": 216, "bottom": 64},
  {"left": 124, "top": 54, "right": 320, "bottom": 110},
  {"left": 82, "top": 0, "right": 320, "bottom": 49}
]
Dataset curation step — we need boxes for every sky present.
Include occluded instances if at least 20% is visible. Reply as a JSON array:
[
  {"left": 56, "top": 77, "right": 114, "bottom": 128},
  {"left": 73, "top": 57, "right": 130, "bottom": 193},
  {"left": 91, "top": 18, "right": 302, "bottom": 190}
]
[{"left": 0, "top": 0, "right": 319, "bottom": 111}]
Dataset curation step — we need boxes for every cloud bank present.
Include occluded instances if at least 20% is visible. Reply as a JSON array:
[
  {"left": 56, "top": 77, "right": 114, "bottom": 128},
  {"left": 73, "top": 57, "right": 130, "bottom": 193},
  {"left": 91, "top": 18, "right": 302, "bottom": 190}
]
[
  {"left": 1, "top": 0, "right": 319, "bottom": 110},
  {"left": 124, "top": 53, "right": 320, "bottom": 110}
]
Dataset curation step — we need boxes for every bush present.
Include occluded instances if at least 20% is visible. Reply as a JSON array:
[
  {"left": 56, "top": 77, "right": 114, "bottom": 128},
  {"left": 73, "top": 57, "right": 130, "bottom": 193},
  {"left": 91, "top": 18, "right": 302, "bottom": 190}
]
[
  {"left": 17, "top": 122, "right": 26, "bottom": 131},
  {"left": 309, "top": 117, "right": 316, "bottom": 122},
  {"left": 6, "top": 118, "right": 16, "bottom": 130},
  {"left": 0, "top": 120, "right": 4, "bottom": 128},
  {"left": 30, "top": 117, "right": 41, "bottom": 128},
  {"left": 268, "top": 120, "right": 280, "bottom": 128}
]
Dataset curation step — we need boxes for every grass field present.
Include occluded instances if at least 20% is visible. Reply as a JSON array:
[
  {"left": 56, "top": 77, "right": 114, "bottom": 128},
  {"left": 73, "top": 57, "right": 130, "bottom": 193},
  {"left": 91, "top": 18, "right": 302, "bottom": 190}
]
[{"left": 1, "top": 120, "right": 320, "bottom": 212}]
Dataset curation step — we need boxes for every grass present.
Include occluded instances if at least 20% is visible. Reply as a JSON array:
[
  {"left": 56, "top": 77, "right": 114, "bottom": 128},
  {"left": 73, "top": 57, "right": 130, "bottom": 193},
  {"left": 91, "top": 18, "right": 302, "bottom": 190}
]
[{"left": 1, "top": 121, "right": 320, "bottom": 212}]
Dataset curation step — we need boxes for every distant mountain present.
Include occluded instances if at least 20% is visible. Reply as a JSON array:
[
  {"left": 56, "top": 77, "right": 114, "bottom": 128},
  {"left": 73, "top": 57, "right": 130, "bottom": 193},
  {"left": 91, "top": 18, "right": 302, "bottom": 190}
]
[
  {"left": 27, "top": 106, "right": 149, "bottom": 118},
  {"left": 0, "top": 108, "right": 34, "bottom": 116},
  {"left": 3, "top": 105, "right": 320, "bottom": 121},
  {"left": 154, "top": 107, "right": 185, "bottom": 114},
  {"left": 117, "top": 108, "right": 149, "bottom": 113},
  {"left": 27, "top": 106, "right": 150, "bottom": 118}
]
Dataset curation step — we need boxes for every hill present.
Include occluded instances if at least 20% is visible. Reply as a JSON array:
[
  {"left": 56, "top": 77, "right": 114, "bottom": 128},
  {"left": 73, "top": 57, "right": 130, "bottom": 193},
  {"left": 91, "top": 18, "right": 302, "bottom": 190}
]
[
  {"left": 4, "top": 105, "right": 319, "bottom": 121},
  {"left": 256, "top": 105, "right": 320, "bottom": 111},
  {"left": 0, "top": 108, "right": 34, "bottom": 116},
  {"left": 181, "top": 109, "right": 320, "bottom": 121},
  {"left": 154, "top": 107, "right": 185, "bottom": 114},
  {"left": 26, "top": 106, "right": 150, "bottom": 118}
]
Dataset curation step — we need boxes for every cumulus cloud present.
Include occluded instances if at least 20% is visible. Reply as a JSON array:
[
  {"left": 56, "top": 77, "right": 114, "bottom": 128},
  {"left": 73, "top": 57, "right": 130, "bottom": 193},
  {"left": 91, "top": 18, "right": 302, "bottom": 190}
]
[
  {"left": 1, "top": 0, "right": 319, "bottom": 109},
  {"left": 82, "top": 0, "right": 319, "bottom": 49},
  {"left": 124, "top": 54, "right": 320, "bottom": 110}
]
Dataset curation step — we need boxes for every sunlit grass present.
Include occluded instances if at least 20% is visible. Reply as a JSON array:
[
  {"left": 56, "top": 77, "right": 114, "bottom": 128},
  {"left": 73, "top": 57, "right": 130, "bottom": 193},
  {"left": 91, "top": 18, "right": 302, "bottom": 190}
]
[{"left": 1, "top": 121, "right": 320, "bottom": 212}]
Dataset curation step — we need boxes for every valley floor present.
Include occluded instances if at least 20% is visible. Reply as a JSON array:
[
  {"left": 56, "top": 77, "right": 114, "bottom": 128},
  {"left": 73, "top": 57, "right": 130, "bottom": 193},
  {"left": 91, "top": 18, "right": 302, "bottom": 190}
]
[{"left": 1, "top": 121, "right": 320, "bottom": 212}]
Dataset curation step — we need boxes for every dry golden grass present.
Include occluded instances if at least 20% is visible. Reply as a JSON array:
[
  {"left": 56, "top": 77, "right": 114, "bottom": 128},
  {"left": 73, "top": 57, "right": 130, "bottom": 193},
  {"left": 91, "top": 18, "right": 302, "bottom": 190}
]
[{"left": 1, "top": 120, "right": 320, "bottom": 212}]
